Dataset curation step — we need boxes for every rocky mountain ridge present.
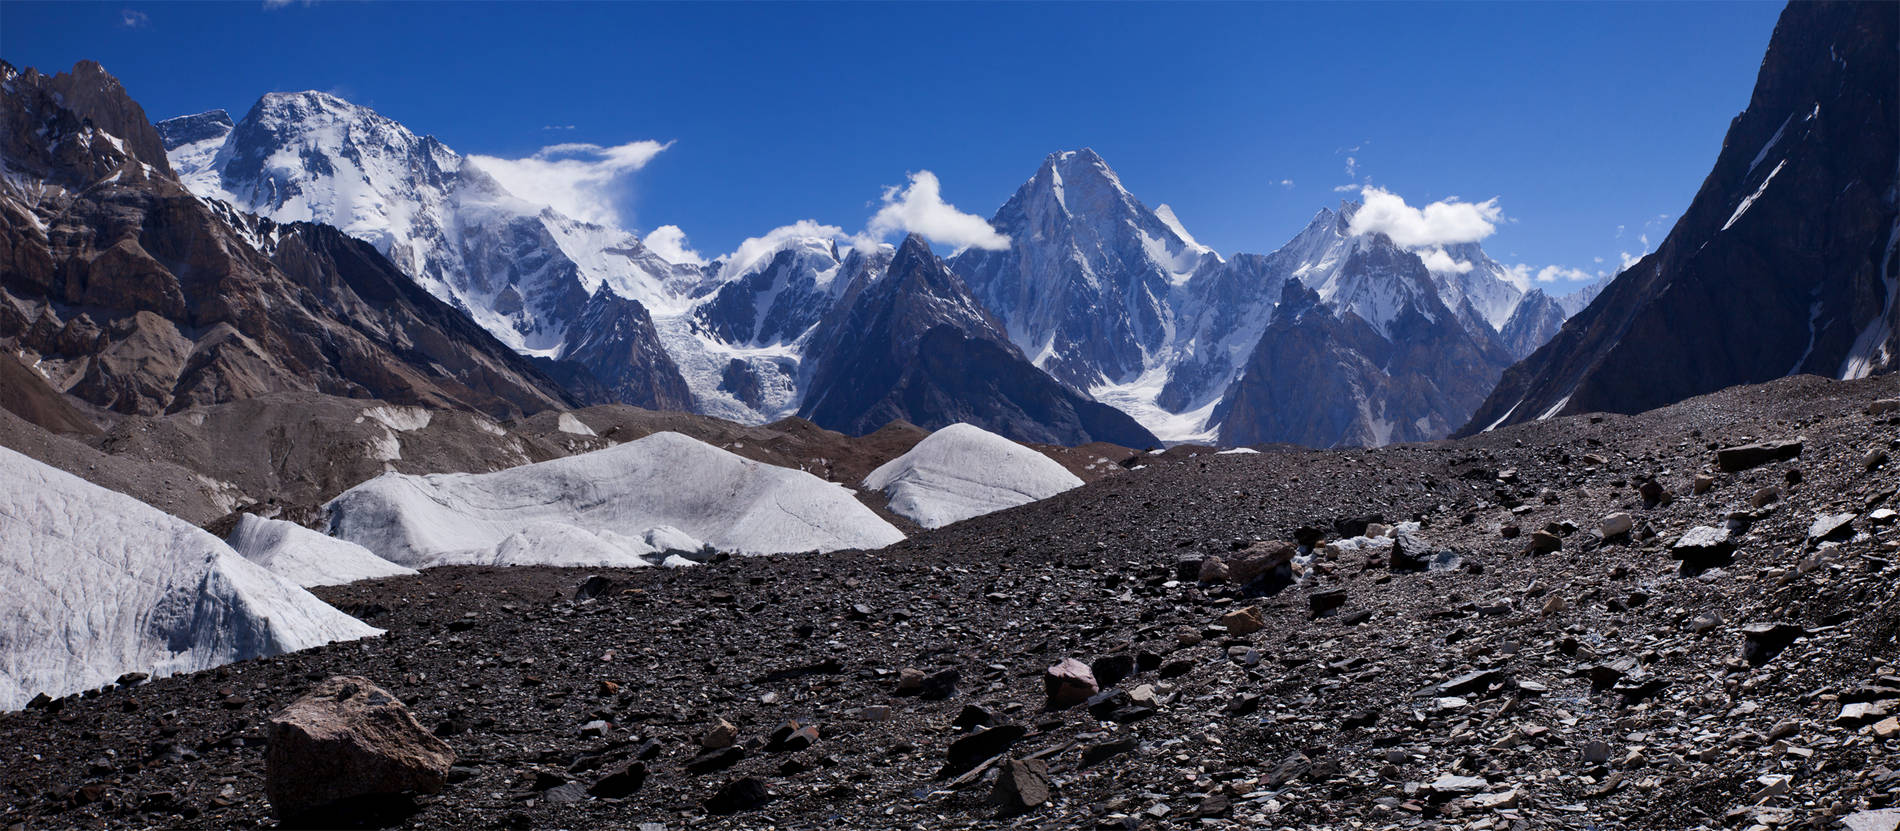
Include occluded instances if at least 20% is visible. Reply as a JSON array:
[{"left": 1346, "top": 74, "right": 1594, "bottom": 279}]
[{"left": 1462, "top": 0, "right": 1900, "bottom": 435}]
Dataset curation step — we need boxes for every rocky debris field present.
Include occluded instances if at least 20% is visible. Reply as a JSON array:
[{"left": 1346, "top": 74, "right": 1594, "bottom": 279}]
[{"left": 3, "top": 374, "right": 1898, "bottom": 831}]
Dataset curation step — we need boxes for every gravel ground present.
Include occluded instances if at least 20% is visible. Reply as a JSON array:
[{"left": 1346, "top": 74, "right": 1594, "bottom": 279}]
[{"left": 3, "top": 373, "right": 1897, "bottom": 831}]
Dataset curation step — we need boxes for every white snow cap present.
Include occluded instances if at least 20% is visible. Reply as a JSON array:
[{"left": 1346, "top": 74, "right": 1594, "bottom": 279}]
[
  {"left": 226, "top": 513, "right": 418, "bottom": 588},
  {"left": 864, "top": 423, "right": 1083, "bottom": 530},
  {"left": 0, "top": 447, "right": 380, "bottom": 710},
  {"left": 324, "top": 431, "right": 904, "bottom": 567}
]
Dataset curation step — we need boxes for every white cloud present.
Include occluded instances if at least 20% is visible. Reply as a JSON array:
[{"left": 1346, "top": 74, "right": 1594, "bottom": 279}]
[
  {"left": 120, "top": 9, "right": 149, "bottom": 26},
  {"left": 542, "top": 124, "right": 576, "bottom": 131},
  {"left": 1278, "top": 179, "right": 1295, "bottom": 188},
  {"left": 1507, "top": 263, "right": 1598, "bottom": 286},
  {"left": 1332, "top": 183, "right": 1359, "bottom": 193},
  {"left": 466, "top": 140, "right": 669, "bottom": 227},
  {"left": 861, "top": 170, "right": 1009, "bottom": 253},
  {"left": 720, "top": 220, "right": 848, "bottom": 281},
  {"left": 1419, "top": 247, "right": 1474, "bottom": 274},
  {"left": 642, "top": 225, "right": 704, "bottom": 267},
  {"left": 1347, "top": 186, "right": 1502, "bottom": 249}
]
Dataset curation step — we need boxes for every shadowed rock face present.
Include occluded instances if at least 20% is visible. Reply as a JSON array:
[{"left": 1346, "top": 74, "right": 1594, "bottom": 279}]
[
  {"left": 800, "top": 236, "right": 1159, "bottom": 448},
  {"left": 555, "top": 287, "right": 695, "bottom": 411},
  {"left": 1213, "top": 247, "right": 1515, "bottom": 449},
  {"left": 0, "top": 60, "right": 576, "bottom": 419},
  {"left": 1461, "top": 1, "right": 1900, "bottom": 436}
]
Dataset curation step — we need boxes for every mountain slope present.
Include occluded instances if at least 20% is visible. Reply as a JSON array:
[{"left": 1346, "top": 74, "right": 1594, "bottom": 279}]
[
  {"left": 1, "top": 60, "right": 576, "bottom": 420},
  {"left": 1212, "top": 245, "right": 1516, "bottom": 448},
  {"left": 951, "top": 149, "right": 1219, "bottom": 394},
  {"left": 157, "top": 93, "right": 697, "bottom": 410},
  {"left": 1460, "top": 1, "right": 1900, "bottom": 434},
  {"left": 800, "top": 236, "right": 1159, "bottom": 447}
]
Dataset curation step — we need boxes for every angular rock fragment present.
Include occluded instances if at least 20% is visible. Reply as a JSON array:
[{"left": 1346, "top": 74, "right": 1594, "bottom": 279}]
[
  {"left": 265, "top": 676, "right": 455, "bottom": 820},
  {"left": 1715, "top": 439, "right": 1803, "bottom": 472},
  {"left": 991, "top": 758, "right": 1050, "bottom": 816}
]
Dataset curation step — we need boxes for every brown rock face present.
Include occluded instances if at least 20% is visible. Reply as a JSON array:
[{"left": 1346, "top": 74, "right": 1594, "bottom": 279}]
[
  {"left": 0, "top": 60, "right": 576, "bottom": 420},
  {"left": 265, "top": 676, "right": 455, "bottom": 819}
]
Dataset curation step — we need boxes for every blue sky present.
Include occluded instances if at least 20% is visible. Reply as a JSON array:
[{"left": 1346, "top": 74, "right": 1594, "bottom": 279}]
[{"left": 5, "top": 1, "right": 1784, "bottom": 292}]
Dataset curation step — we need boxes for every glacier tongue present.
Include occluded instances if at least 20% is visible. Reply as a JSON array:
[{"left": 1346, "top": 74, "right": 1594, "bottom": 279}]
[
  {"left": 324, "top": 431, "right": 905, "bottom": 567},
  {"left": 864, "top": 423, "right": 1083, "bottom": 529},
  {"left": 0, "top": 447, "right": 380, "bottom": 710}
]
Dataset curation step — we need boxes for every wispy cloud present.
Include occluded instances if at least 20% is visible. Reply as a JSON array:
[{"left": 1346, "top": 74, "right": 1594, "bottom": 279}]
[
  {"left": 120, "top": 9, "right": 149, "bottom": 27},
  {"left": 861, "top": 170, "right": 1009, "bottom": 252},
  {"left": 642, "top": 225, "right": 704, "bottom": 267},
  {"left": 1347, "top": 186, "right": 1501, "bottom": 249},
  {"left": 1278, "top": 179, "right": 1294, "bottom": 189},
  {"left": 542, "top": 125, "right": 576, "bottom": 131},
  {"left": 720, "top": 220, "right": 848, "bottom": 280},
  {"left": 466, "top": 140, "right": 670, "bottom": 227}
]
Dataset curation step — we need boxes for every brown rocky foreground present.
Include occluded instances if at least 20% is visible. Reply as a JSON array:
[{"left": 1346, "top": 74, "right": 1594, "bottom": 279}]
[{"left": 2, "top": 373, "right": 1897, "bottom": 830}]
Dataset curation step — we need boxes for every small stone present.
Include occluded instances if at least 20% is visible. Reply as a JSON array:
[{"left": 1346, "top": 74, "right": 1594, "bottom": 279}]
[
  {"left": 1197, "top": 557, "right": 1230, "bottom": 583},
  {"left": 1599, "top": 512, "right": 1634, "bottom": 538},
  {"left": 1869, "top": 399, "right": 1900, "bottom": 416},
  {"left": 894, "top": 668, "right": 925, "bottom": 695},
  {"left": 1842, "top": 809, "right": 1900, "bottom": 831},
  {"left": 1581, "top": 740, "right": 1613, "bottom": 765},
  {"left": 1740, "top": 622, "right": 1805, "bottom": 666},
  {"left": 1838, "top": 700, "right": 1895, "bottom": 726},
  {"left": 1807, "top": 512, "right": 1856, "bottom": 542},
  {"left": 942, "top": 724, "right": 1027, "bottom": 776},
  {"left": 1044, "top": 659, "right": 1099, "bottom": 708},
  {"left": 1715, "top": 439, "right": 1803, "bottom": 472},
  {"left": 1749, "top": 486, "right": 1781, "bottom": 508},
  {"left": 704, "top": 777, "right": 772, "bottom": 814},
  {"left": 1692, "top": 473, "right": 1716, "bottom": 494},
  {"left": 1671, "top": 526, "right": 1736, "bottom": 573},
  {"left": 1220, "top": 606, "right": 1265, "bottom": 636},
  {"left": 1090, "top": 654, "right": 1135, "bottom": 687},
  {"left": 1309, "top": 588, "right": 1348, "bottom": 616},
  {"left": 685, "top": 745, "right": 745, "bottom": 774},
  {"left": 702, "top": 718, "right": 738, "bottom": 749},
  {"left": 990, "top": 758, "right": 1050, "bottom": 816},
  {"left": 1428, "top": 774, "right": 1487, "bottom": 796},
  {"left": 764, "top": 720, "right": 818, "bottom": 752},
  {"left": 918, "top": 668, "right": 960, "bottom": 700},
  {"left": 1871, "top": 716, "right": 1899, "bottom": 738},
  {"left": 587, "top": 761, "right": 647, "bottom": 798},
  {"left": 1526, "top": 530, "right": 1562, "bottom": 553}
]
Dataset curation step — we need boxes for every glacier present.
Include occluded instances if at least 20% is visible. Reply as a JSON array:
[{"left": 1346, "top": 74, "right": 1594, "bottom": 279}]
[
  {"left": 0, "top": 447, "right": 380, "bottom": 710},
  {"left": 324, "top": 431, "right": 905, "bottom": 567},
  {"left": 225, "top": 513, "right": 418, "bottom": 588},
  {"left": 864, "top": 423, "right": 1083, "bottom": 529}
]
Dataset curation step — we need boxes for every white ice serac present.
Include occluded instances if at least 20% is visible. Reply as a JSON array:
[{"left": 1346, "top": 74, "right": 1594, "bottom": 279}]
[
  {"left": 864, "top": 423, "right": 1083, "bottom": 529},
  {"left": 225, "top": 513, "right": 418, "bottom": 588},
  {"left": 323, "top": 431, "right": 904, "bottom": 567},
  {"left": 0, "top": 447, "right": 380, "bottom": 710}
]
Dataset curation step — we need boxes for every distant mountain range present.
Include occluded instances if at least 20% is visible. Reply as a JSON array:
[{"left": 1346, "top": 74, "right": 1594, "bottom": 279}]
[
  {"left": 8, "top": 0, "right": 1889, "bottom": 452},
  {"left": 151, "top": 97, "right": 1586, "bottom": 447}
]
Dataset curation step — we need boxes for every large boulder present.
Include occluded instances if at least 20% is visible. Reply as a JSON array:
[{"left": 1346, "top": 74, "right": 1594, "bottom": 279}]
[{"left": 265, "top": 676, "right": 455, "bottom": 819}]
